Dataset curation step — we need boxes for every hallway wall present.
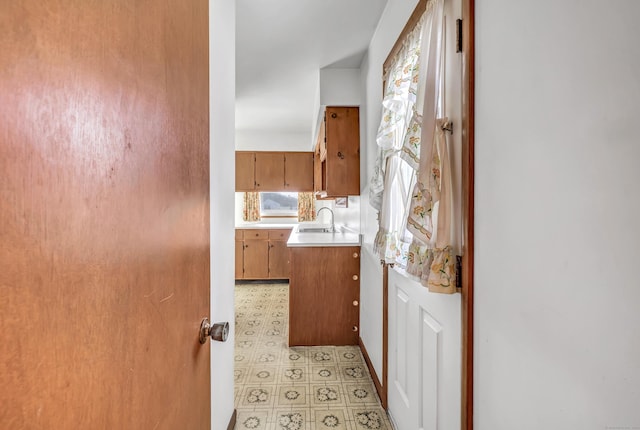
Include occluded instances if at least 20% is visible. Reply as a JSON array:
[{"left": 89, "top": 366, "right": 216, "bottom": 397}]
[
  {"left": 475, "top": 0, "right": 640, "bottom": 427},
  {"left": 210, "top": 0, "right": 236, "bottom": 428}
]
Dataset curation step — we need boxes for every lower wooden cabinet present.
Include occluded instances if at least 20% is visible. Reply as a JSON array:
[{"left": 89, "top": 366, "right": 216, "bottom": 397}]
[
  {"left": 235, "top": 228, "right": 292, "bottom": 280},
  {"left": 268, "top": 240, "right": 290, "bottom": 278},
  {"left": 289, "top": 246, "right": 360, "bottom": 346}
]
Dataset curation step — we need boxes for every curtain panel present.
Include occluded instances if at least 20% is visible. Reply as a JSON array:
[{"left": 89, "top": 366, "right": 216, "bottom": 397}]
[
  {"left": 371, "top": 0, "right": 458, "bottom": 293},
  {"left": 370, "top": 12, "right": 424, "bottom": 265},
  {"left": 242, "top": 192, "right": 261, "bottom": 222},
  {"left": 369, "top": 14, "right": 423, "bottom": 213},
  {"left": 404, "top": 0, "right": 458, "bottom": 293},
  {"left": 297, "top": 192, "right": 316, "bottom": 222}
]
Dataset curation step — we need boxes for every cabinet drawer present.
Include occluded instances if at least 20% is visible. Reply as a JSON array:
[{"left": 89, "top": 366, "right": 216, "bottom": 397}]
[
  {"left": 268, "top": 229, "right": 291, "bottom": 240},
  {"left": 243, "top": 229, "right": 269, "bottom": 240}
]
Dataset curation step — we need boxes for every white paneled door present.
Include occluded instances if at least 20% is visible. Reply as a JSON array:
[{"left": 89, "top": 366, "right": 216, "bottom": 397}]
[{"left": 387, "top": 269, "right": 461, "bottom": 430}]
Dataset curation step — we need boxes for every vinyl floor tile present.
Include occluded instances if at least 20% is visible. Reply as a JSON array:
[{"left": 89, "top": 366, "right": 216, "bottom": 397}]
[{"left": 234, "top": 283, "right": 390, "bottom": 430}]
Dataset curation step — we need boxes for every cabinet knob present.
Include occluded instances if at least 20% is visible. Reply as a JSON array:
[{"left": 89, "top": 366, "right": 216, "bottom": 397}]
[
  {"left": 255, "top": 233, "right": 259, "bottom": 236},
  {"left": 337, "top": 151, "right": 344, "bottom": 159},
  {"left": 352, "top": 300, "right": 359, "bottom": 306},
  {"left": 352, "top": 326, "right": 358, "bottom": 332},
  {"left": 331, "top": 112, "right": 337, "bottom": 119},
  {"left": 352, "top": 252, "right": 359, "bottom": 258},
  {"left": 352, "top": 275, "right": 358, "bottom": 281}
]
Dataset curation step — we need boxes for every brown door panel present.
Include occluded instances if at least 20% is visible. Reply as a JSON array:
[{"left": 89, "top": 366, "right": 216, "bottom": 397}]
[{"left": 0, "top": 1, "right": 210, "bottom": 428}]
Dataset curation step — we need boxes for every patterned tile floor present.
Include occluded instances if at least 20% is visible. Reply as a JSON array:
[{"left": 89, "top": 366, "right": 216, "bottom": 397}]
[{"left": 234, "top": 282, "right": 392, "bottom": 430}]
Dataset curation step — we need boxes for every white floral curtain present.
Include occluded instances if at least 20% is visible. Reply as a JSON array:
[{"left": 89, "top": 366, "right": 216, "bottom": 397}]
[
  {"left": 404, "top": 0, "right": 458, "bottom": 293},
  {"left": 370, "top": 14, "right": 424, "bottom": 265},
  {"left": 371, "top": 0, "right": 458, "bottom": 293}
]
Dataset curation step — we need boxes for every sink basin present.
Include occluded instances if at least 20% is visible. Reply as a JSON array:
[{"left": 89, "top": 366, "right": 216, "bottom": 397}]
[{"left": 297, "top": 227, "right": 333, "bottom": 233}]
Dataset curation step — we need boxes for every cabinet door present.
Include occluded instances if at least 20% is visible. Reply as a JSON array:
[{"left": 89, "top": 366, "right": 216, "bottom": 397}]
[
  {"left": 289, "top": 246, "right": 360, "bottom": 346},
  {"left": 284, "top": 152, "right": 314, "bottom": 191},
  {"left": 268, "top": 240, "right": 290, "bottom": 279},
  {"left": 325, "top": 107, "right": 360, "bottom": 196},
  {"left": 235, "top": 239, "right": 244, "bottom": 279},
  {"left": 243, "top": 239, "right": 269, "bottom": 279},
  {"left": 235, "top": 152, "right": 255, "bottom": 191},
  {"left": 255, "top": 152, "right": 284, "bottom": 191}
]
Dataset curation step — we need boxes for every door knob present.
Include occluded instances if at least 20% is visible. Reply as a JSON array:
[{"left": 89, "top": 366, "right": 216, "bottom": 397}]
[
  {"left": 199, "top": 318, "right": 229, "bottom": 344},
  {"left": 352, "top": 274, "right": 358, "bottom": 281},
  {"left": 352, "top": 300, "right": 359, "bottom": 306}
]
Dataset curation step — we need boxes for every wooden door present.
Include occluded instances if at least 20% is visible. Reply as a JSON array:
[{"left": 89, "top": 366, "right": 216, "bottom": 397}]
[
  {"left": 236, "top": 151, "right": 256, "bottom": 191},
  {"left": 0, "top": 1, "right": 211, "bottom": 428},
  {"left": 242, "top": 240, "right": 269, "bottom": 279},
  {"left": 268, "top": 240, "right": 290, "bottom": 279},
  {"left": 255, "top": 152, "right": 284, "bottom": 191},
  {"left": 284, "top": 152, "right": 314, "bottom": 191},
  {"left": 325, "top": 107, "right": 360, "bottom": 196},
  {"left": 289, "top": 246, "right": 360, "bottom": 346}
]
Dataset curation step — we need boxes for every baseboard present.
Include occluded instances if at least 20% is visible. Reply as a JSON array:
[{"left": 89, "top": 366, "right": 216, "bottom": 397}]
[
  {"left": 226, "top": 409, "right": 237, "bottom": 430},
  {"left": 359, "top": 337, "right": 387, "bottom": 409}
]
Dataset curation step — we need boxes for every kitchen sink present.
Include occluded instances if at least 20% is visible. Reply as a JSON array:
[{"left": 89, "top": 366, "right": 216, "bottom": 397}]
[{"left": 297, "top": 226, "right": 334, "bottom": 233}]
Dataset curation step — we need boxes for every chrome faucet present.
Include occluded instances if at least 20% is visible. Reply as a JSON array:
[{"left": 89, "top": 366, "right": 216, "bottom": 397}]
[{"left": 317, "top": 207, "right": 335, "bottom": 233}]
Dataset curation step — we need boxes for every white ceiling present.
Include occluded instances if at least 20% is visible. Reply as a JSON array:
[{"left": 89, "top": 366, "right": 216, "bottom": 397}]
[{"left": 235, "top": 0, "right": 388, "bottom": 139}]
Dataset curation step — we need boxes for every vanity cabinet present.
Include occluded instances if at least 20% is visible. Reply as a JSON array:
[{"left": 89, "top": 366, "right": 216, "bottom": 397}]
[
  {"left": 289, "top": 246, "right": 360, "bottom": 346},
  {"left": 314, "top": 106, "right": 360, "bottom": 196},
  {"left": 235, "top": 151, "right": 314, "bottom": 192},
  {"left": 235, "top": 228, "right": 292, "bottom": 280}
]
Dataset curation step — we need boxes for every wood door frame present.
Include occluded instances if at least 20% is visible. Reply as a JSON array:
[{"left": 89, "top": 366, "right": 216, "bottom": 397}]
[
  {"left": 377, "top": 0, "right": 475, "bottom": 428},
  {"left": 461, "top": 0, "right": 474, "bottom": 428}
]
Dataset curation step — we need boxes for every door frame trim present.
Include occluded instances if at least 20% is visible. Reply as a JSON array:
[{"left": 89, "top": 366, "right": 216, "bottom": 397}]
[{"left": 461, "top": 0, "right": 475, "bottom": 428}]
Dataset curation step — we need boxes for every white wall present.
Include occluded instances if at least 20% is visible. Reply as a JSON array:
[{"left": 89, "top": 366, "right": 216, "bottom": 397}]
[
  {"left": 475, "top": 1, "right": 640, "bottom": 428},
  {"left": 210, "top": 0, "right": 235, "bottom": 428},
  {"left": 359, "top": 0, "right": 419, "bottom": 381},
  {"left": 319, "top": 68, "right": 362, "bottom": 106},
  {"left": 235, "top": 129, "right": 311, "bottom": 152}
]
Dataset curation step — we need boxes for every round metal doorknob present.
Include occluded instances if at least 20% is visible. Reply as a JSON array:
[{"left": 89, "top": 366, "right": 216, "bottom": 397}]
[
  {"left": 352, "top": 252, "right": 359, "bottom": 258},
  {"left": 352, "top": 326, "right": 358, "bottom": 332},
  {"left": 199, "top": 318, "right": 229, "bottom": 344},
  {"left": 352, "top": 275, "right": 358, "bottom": 281},
  {"left": 352, "top": 300, "right": 359, "bottom": 306}
]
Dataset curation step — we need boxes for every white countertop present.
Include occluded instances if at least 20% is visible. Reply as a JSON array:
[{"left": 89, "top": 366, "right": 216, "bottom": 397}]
[
  {"left": 235, "top": 223, "right": 295, "bottom": 229},
  {"left": 287, "top": 224, "right": 361, "bottom": 248}
]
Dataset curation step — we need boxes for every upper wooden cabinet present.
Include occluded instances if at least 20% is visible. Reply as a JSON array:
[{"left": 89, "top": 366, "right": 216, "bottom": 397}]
[
  {"left": 315, "top": 106, "right": 360, "bottom": 196},
  {"left": 236, "top": 152, "right": 256, "bottom": 191},
  {"left": 284, "top": 152, "right": 314, "bottom": 191},
  {"left": 235, "top": 151, "right": 314, "bottom": 192},
  {"left": 255, "top": 152, "right": 284, "bottom": 190}
]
